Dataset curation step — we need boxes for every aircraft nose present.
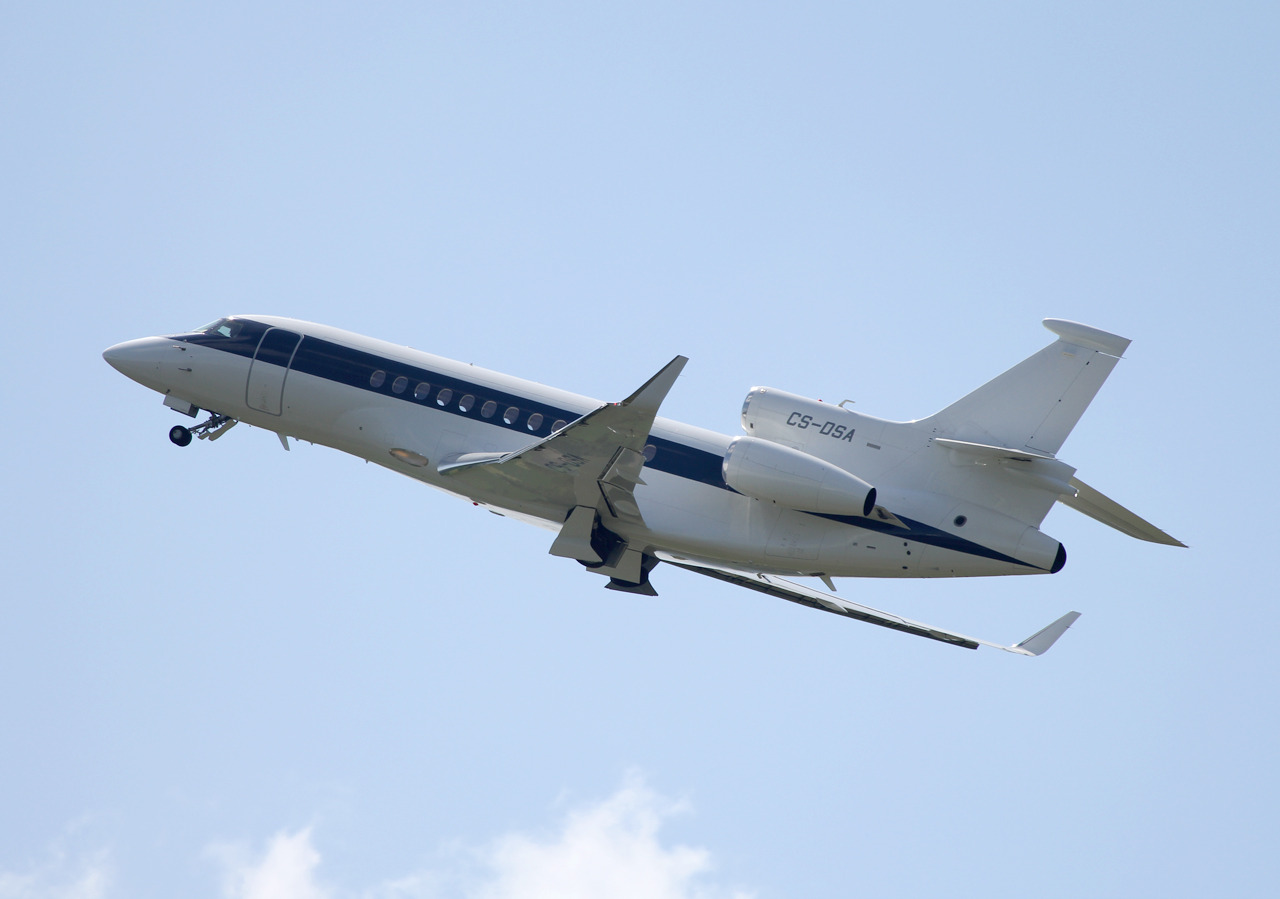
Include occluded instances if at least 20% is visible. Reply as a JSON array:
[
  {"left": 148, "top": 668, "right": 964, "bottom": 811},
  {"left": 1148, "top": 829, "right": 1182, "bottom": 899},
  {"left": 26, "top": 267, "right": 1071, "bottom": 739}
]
[{"left": 102, "top": 336, "right": 170, "bottom": 384}]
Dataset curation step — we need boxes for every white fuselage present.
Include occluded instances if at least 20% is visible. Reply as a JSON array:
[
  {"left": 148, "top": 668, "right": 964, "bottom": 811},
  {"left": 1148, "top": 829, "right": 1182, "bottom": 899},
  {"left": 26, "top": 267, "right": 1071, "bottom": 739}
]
[{"left": 104, "top": 315, "right": 1063, "bottom": 580}]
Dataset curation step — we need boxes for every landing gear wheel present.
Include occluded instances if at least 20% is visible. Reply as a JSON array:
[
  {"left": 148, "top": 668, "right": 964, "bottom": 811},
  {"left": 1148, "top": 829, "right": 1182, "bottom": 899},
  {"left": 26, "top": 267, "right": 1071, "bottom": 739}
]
[{"left": 169, "top": 425, "right": 193, "bottom": 447}]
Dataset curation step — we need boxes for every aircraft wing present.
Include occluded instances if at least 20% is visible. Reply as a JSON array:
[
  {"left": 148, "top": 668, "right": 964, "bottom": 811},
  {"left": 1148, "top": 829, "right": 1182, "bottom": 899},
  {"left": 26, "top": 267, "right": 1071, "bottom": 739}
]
[
  {"left": 660, "top": 555, "right": 1080, "bottom": 655},
  {"left": 438, "top": 356, "right": 688, "bottom": 526}
]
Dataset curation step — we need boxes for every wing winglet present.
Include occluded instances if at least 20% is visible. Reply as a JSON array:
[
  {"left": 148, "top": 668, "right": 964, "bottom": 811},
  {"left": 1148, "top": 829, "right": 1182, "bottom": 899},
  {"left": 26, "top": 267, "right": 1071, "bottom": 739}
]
[
  {"left": 620, "top": 355, "right": 688, "bottom": 418},
  {"left": 1009, "top": 610, "right": 1082, "bottom": 656}
]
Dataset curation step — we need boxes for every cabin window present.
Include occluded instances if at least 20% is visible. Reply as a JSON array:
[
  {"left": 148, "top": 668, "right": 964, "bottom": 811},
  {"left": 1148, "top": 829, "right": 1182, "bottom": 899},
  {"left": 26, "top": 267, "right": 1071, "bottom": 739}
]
[
  {"left": 481, "top": 400, "right": 497, "bottom": 419},
  {"left": 643, "top": 444, "right": 657, "bottom": 462},
  {"left": 370, "top": 370, "right": 387, "bottom": 388},
  {"left": 552, "top": 419, "right": 567, "bottom": 432},
  {"left": 459, "top": 394, "right": 475, "bottom": 413},
  {"left": 527, "top": 412, "right": 544, "bottom": 431},
  {"left": 414, "top": 382, "right": 431, "bottom": 400},
  {"left": 437, "top": 388, "right": 454, "bottom": 406},
  {"left": 392, "top": 376, "right": 408, "bottom": 394},
  {"left": 503, "top": 406, "right": 520, "bottom": 425}
]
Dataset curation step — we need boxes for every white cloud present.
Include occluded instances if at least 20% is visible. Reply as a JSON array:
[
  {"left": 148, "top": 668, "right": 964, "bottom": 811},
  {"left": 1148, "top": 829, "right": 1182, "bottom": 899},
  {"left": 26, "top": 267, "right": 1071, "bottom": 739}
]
[
  {"left": 469, "top": 772, "right": 750, "bottom": 899},
  {"left": 0, "top": 846, "right": 110, "bottom": 899},
  {"left": 6, "top": 775, "right": 748, "bottom": 899},
  {"left": 208, "top": 773, "right": 752, "bottom": 899},
  {"left": 208, "top": 828, "right": 330, "bottom": 899}
]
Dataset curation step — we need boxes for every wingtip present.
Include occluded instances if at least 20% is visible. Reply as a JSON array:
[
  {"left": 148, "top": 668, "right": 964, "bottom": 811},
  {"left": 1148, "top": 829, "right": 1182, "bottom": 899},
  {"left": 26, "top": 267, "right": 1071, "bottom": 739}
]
[
  {"left": 623, "top": 355, "right": 688, "bottom": 412},
  {"left": 1012, "top": 611, "right": 1082, "bottom": 656}
]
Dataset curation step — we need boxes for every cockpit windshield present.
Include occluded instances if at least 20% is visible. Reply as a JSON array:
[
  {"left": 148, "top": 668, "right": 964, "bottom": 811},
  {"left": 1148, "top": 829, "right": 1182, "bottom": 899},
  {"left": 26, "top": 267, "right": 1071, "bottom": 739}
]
[{"left": 194, "top": 317, "right": 243, "bottom": 339}]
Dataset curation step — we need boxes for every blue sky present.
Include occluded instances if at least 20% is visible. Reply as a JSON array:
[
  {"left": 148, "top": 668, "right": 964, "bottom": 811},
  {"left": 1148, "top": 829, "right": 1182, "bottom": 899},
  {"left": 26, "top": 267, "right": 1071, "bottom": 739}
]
[{"left": 3, "top": 3, "right": 1277, "bottom": 897}]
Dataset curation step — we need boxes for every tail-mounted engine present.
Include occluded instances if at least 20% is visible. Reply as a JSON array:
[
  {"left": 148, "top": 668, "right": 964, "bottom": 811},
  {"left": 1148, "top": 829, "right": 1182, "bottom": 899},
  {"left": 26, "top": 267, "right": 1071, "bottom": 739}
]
[
  {"left": 740, "top": 387, "right": 869, "bottom": 448},
  {"left": 722, "top": 436, "right": 877, "bottom": 517},
  {"left": 726, "top": 387, "right": 881, "bottom": 516}
]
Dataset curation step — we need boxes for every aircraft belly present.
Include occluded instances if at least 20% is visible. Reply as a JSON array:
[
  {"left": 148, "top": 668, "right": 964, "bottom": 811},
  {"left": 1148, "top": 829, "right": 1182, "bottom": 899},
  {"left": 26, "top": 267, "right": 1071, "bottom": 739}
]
[
  {"left": 641, "top": 502, "right": 1040, "bottom": 579},
  {"left": 765, "top": 508, "right": 826, "bottom": 561},
  {"left": 825, "top": 528, "right": 929, "bottom": 577},
  {"left": 626, "top": 474, "right": 768, "bottom": 563},
  {"left": 632, "top": 480, "right": 919, "bottom": 577}
]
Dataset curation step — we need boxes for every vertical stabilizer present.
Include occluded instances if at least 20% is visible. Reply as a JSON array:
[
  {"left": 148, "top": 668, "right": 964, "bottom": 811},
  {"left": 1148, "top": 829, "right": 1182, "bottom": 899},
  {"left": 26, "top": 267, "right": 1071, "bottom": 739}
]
[{"left": 919, "top": 319, "right": 1130, "bottom": 456}]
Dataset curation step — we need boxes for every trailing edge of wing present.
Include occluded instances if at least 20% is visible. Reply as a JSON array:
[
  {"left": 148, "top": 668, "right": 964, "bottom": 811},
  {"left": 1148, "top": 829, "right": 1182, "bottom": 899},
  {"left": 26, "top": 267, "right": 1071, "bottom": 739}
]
[{"left": 661, "top": 556, "right": 1080, "bottom": 655}]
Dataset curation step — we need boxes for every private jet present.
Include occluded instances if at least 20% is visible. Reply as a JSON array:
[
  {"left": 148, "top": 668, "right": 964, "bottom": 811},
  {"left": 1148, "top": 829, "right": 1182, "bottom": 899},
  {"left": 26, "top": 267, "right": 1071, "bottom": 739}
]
[{"left": 104, "top": 316, "right": 1182, "bottom": 655}]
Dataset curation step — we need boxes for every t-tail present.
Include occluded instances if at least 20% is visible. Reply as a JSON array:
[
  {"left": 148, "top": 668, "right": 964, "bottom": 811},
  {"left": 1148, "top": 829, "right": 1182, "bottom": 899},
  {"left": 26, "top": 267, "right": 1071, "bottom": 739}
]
[{"left": 918, "top": 319, "right": 1184, "bottom": 546}]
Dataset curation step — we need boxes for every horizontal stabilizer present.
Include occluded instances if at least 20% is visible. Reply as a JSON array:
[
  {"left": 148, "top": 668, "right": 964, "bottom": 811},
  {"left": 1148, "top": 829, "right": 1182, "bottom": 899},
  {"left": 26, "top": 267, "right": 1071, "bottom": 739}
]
[
  {"left": 662, "top": 556, "right": 1079, "bottom": 656},
  {"left": 932, "top": 437, "right": 1056, "bottom": 463},
  {"left": 1059, "top": 478, "right": 1186, "bottom": 547},
  {"left": 1043, "top": 319, "right": 1131, "bottom": 356}
]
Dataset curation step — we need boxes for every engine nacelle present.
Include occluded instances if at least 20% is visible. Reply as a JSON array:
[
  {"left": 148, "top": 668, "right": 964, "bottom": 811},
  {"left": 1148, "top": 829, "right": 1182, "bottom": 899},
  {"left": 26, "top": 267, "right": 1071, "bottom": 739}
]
[
  {"left": 741, "top": 386, "right": 871, "bottom": 448},
  {"left": 722, "top": 436, "right": 877, "bottom": 517}
]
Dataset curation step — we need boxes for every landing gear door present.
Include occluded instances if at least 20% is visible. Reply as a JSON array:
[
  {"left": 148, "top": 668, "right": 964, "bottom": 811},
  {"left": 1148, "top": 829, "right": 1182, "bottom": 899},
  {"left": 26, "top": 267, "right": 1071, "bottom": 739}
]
[{"left": 247, "top": 328, "right": 302, "bottom": 415}]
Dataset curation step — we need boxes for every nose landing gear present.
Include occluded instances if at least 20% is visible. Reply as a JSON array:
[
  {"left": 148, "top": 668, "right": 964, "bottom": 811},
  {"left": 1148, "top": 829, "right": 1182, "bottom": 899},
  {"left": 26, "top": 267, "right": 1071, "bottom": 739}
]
[{"left": 169, "top": 412, "right": 237, "bottom": 446}]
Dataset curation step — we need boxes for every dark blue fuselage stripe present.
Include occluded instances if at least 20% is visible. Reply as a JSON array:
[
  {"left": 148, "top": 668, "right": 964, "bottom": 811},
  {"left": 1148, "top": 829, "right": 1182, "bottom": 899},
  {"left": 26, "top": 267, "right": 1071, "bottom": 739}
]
[
  {"left": 177, "top": 320, "right": 1027, "bottom": 567},
  {"left": 812, "top": 511, "right": 1039, "bottom": 569},
  {"left": 176, "top": 323, "right": 726, "bottom": 487}
]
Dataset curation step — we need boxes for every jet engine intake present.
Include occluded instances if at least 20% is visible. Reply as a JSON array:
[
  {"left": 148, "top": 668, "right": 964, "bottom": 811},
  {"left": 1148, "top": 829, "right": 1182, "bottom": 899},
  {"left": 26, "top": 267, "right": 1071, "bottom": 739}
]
[{"left": 722, "top": 436, "right": 877, "bottom": 516}]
